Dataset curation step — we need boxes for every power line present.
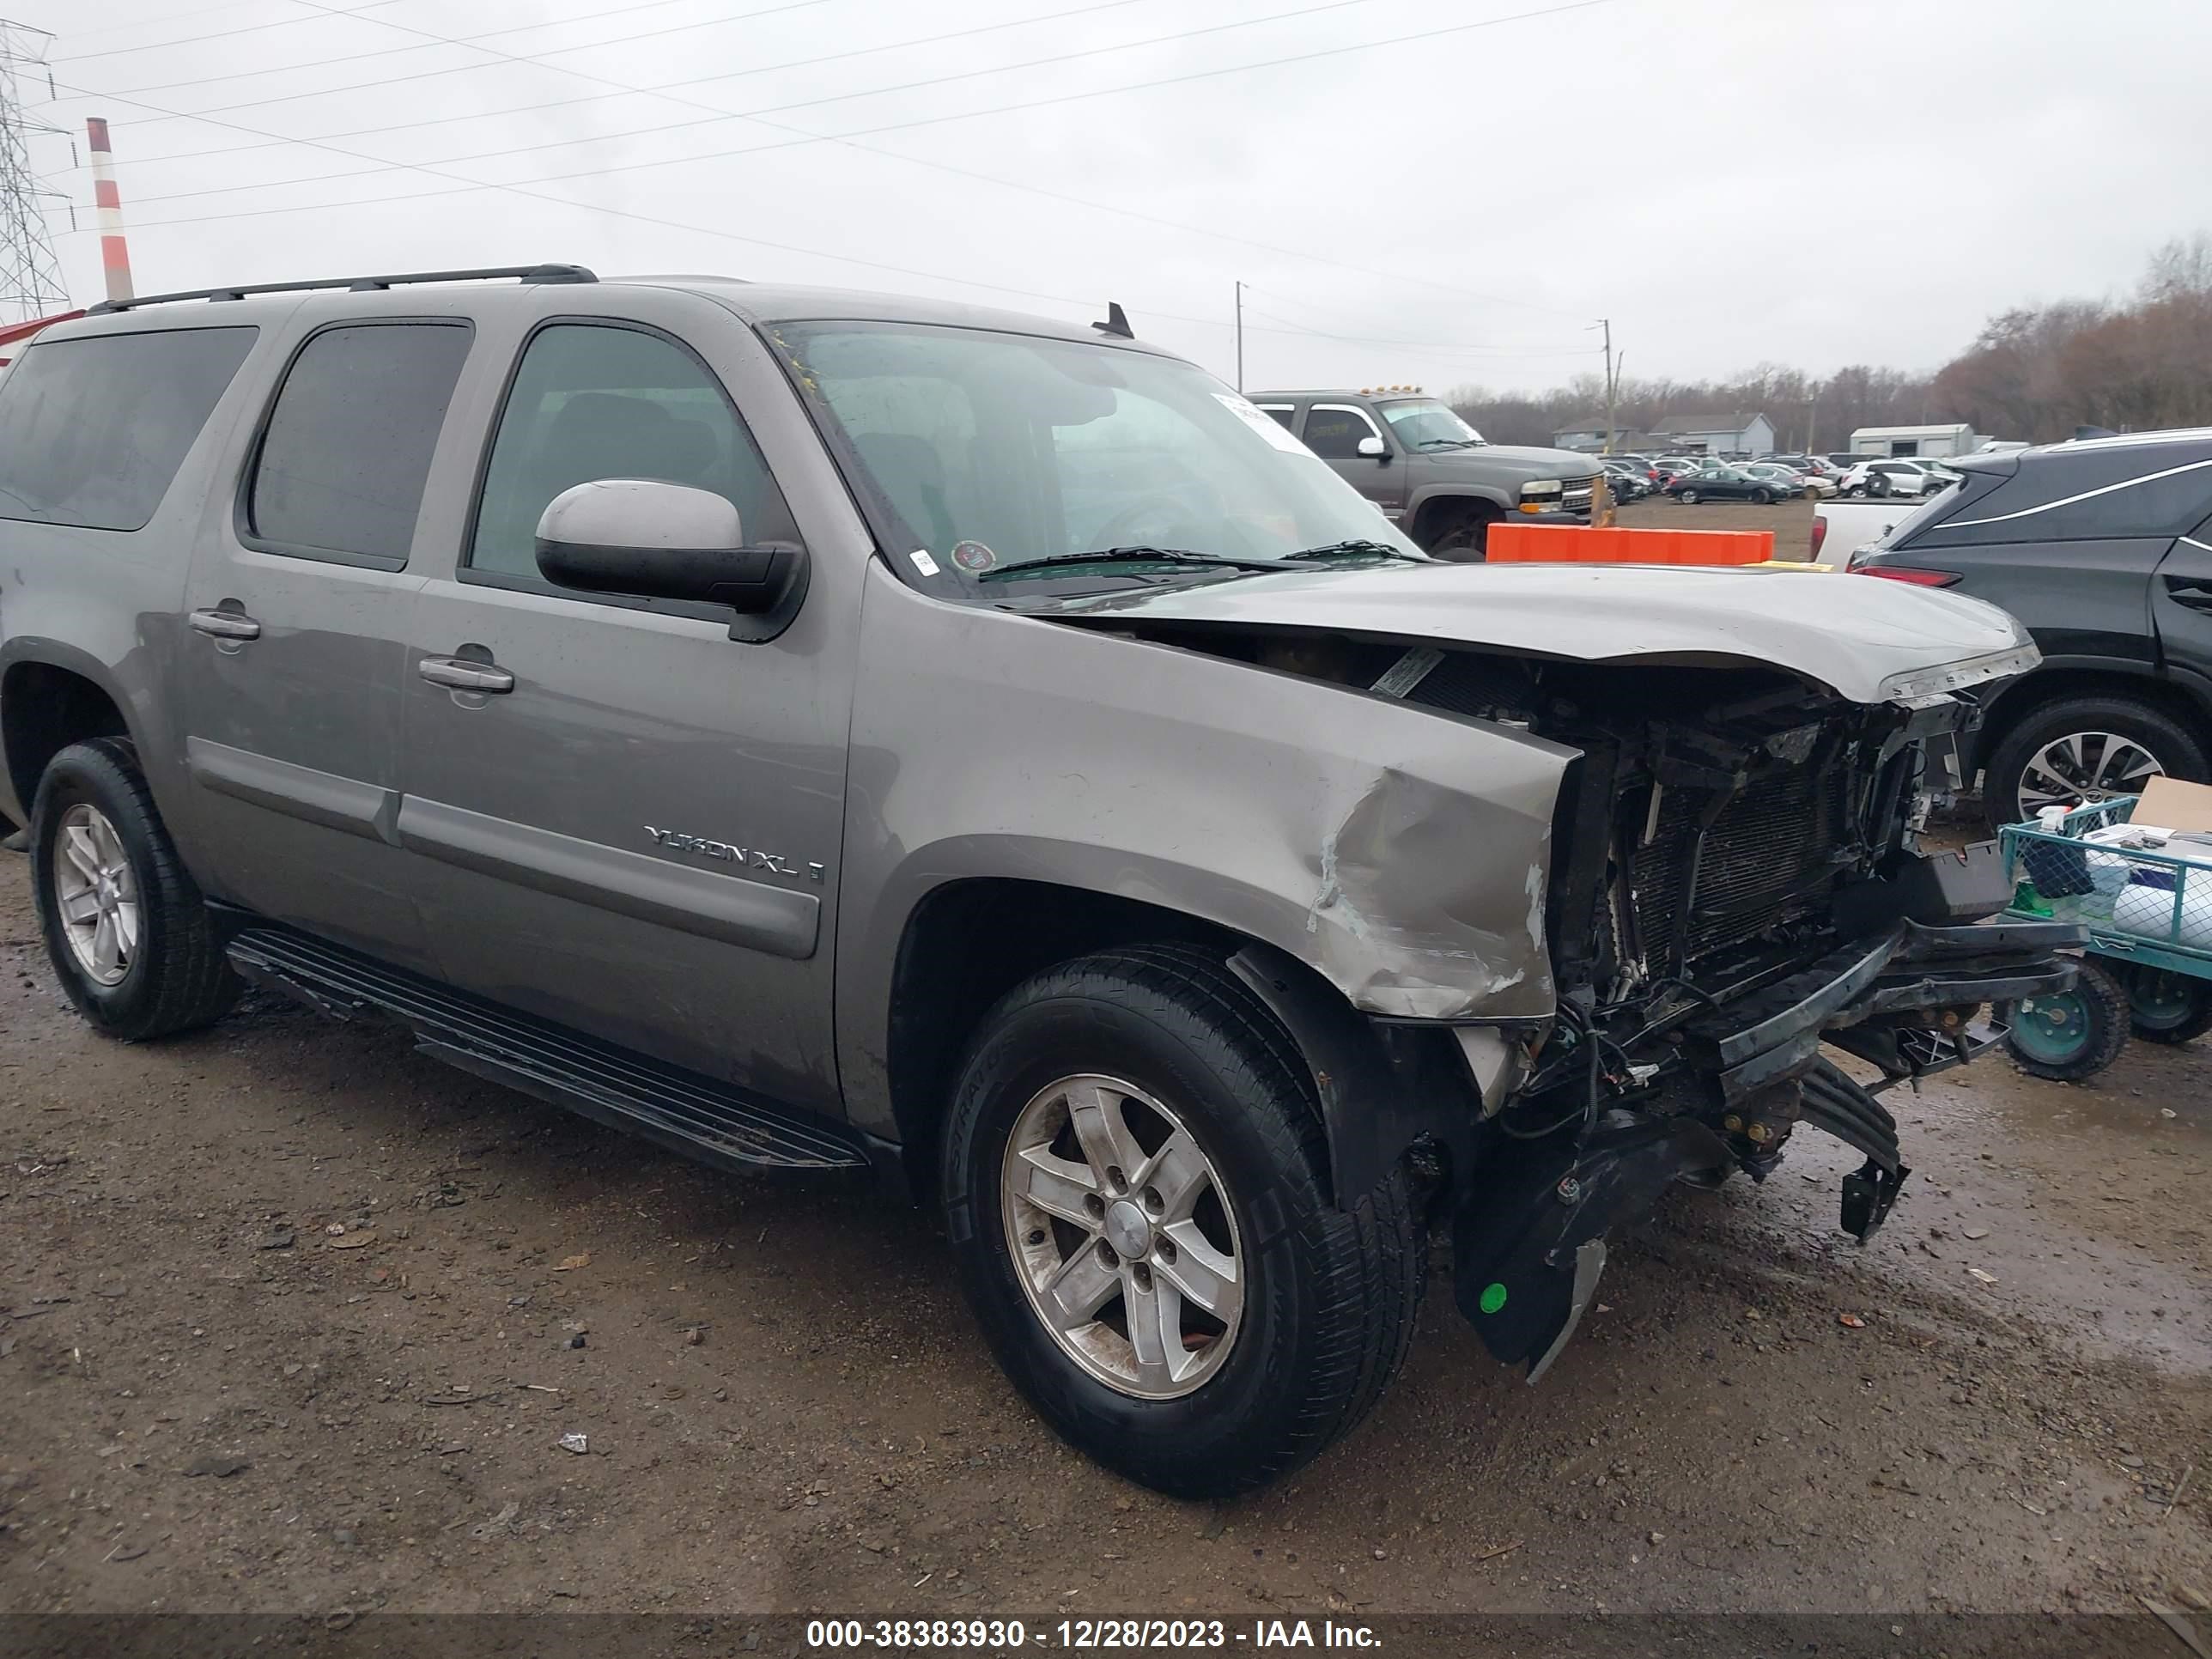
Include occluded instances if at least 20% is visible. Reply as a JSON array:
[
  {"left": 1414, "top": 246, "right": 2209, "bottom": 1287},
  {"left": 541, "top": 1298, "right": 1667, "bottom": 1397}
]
[
  {"left": 61, "top": 0, "right": 405, "bottom": 48},
  {"left": 51, "top": 0, "right": 1613, "bottom": 330},
  {"left": 1239, "top": 304, "right": 1600, "bottom": 360},
  {"left": 64, "top": 0, "right": 1613, "bottom": 259},
  {"left": 82, "top": 0, "right": 1164, "bottom": 164},
  {"left": 0, "top": 19, "right": 65, "bottom": 322},
  {"left": 87, "top": 0, "right": 840, "bottom": 102},
  {"left": 55, "top": 0, "right": 727, "bottom": 64}
]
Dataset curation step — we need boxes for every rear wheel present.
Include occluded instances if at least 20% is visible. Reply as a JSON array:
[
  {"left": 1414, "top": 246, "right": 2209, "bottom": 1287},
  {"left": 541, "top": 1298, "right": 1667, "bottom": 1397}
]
[
  {"left": 1678, "top": 488, "right": 1700, "bottom": 505},
  {"left": 1421, "top": 501, "right": 1498, "bottom": 562},
  {"left": 31, "top": 738, "right": 239, "bottom": 1040},
  {"left": 1981, "top": 694, "right": 2206, "bottom": 829},
  {"left": 940, "top": 945, "right": 1424, "bottom": 1498},
  {"left": 2118, "top": 963, "right": 2212, "bottom": 1044},
  {"left": 2002, "top": 959, "right": 2129, "bottom": 1081}
]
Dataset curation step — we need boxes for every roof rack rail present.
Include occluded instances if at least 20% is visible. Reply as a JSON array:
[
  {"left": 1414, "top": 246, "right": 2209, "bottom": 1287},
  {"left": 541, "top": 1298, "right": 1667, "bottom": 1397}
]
[{"left": 86, "top": 262, "right": 597, "bottom": 316}]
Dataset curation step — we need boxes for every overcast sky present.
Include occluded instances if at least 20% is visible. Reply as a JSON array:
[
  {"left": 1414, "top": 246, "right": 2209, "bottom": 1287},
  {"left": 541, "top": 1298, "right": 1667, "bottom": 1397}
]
[{"left": 20, "top": 0, "right": 2212, "bottom": 396}]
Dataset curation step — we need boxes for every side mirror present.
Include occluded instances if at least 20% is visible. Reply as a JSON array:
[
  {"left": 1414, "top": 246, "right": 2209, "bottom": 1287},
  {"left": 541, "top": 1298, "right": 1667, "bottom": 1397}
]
[
  {"left": 535, "top": 479, "right": 808, "bottom": 641},
  {"left": 1357, "top": 434, "right": 1389, "bottom": 459}
]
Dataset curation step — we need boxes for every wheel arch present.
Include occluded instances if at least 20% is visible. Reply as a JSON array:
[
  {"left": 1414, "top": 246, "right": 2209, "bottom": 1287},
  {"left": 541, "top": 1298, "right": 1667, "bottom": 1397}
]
[
  {"left": 1967, "top": 661, "right": 2212, "bottom": 775},
  {"left": 1407, "top": 487, "right": 1507, "bottom": 546},
  {"left": 877, "top": 878, "right": 1480, "bottom": 1209},
  {"left": 1, "top": 650, "right": 136, "bottom": 827}
]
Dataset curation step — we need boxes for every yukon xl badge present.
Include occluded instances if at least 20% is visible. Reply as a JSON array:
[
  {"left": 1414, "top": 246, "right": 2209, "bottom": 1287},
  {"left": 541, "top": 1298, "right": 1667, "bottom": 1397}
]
[{"left": 646, "top": 826, "right": 825, "bottom": 884}]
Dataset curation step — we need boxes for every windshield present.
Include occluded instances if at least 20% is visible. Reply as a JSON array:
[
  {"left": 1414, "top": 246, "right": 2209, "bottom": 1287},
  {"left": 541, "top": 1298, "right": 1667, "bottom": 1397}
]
[
  {"left": 771, "top": 322, "right": 1421, "bottom": 592},
  {"left": 1377, "top": 398, "right": 1484, "bottom": 448}
]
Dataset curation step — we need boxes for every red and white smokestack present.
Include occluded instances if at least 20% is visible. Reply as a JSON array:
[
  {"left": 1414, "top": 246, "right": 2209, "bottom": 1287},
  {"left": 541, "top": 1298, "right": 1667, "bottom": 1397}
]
[{"left": 87, "top": 117, "right": 134, "bottom": 305}]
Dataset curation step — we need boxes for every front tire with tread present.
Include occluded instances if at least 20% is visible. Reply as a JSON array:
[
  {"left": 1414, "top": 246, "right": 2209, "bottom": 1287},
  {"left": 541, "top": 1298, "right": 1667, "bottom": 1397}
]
[
  {"left": 31, "top": 738, "right": 239, "bottom": 1040},
  {"left": 939, "top": 944, "right": 1423, "bottom": 1498}
]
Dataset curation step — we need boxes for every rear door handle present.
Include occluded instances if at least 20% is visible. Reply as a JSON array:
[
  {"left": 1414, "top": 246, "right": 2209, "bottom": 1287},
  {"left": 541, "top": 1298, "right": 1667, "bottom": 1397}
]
[
  {"left": 417, "top": 655, "right": 515, "bottom": 694},
  {"left": 187, "top": 608, "right": 261, "bottom": 641}
]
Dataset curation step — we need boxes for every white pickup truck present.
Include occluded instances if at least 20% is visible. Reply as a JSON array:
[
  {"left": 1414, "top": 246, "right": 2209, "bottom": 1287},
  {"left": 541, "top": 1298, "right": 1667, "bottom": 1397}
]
[{"left": 1809, "top": 496, "right": 1924, "bottom": 566}]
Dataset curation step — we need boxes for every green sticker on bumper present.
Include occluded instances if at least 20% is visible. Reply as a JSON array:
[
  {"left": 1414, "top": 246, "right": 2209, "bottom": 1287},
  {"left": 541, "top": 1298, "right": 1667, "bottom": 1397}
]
[{"left": 1478, "top": 1281, "right": 1509, "bottom": 1315}]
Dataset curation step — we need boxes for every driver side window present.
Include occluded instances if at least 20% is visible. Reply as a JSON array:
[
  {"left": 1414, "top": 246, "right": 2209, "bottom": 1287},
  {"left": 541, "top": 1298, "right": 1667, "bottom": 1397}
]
[
  {"left": 1301, "top": 405, "right": 1381, "bottom": 460},
  {"left": 468, "top": 322, "right": 798, "bottom": 587}
]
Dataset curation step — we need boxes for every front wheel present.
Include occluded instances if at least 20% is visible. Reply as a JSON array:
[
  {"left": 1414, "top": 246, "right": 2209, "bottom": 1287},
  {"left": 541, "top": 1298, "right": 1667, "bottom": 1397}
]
[
  {"left": 2118, "top": 963, "right": 2212, "bottom": 1044},
  {"left": 940, "top": 945, "right": 1424, "bottom": 1498},
  {"left": 1421, "top": 502, "right": 1498, "bottom": 562},
  {"left": 2002, "top": 959, "right": 2130, "bottom": 1081},
  {"left": 1750, "top": 487, "right": 1775, "bottom": 505}
]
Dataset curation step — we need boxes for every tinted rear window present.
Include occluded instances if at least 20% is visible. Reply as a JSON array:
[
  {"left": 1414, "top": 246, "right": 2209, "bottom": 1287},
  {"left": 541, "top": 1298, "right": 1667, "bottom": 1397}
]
[
  {"left": 246, "top": 321, "right": 472, "bottom": 566},
  {"left": 0, "top": 327, "right": 256, "bottom": 532},
  {"left": 1913, "top": 445, "right": 2212, "bottom": 547}
]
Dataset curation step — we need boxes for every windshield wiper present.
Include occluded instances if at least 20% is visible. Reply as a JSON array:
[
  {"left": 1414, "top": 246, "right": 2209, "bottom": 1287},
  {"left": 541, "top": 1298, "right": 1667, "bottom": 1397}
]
[
  {"left": 1415, "top": 437, "right": 1482, "bottom": 450},
  {"left": 1281, "top": 539, "right": 1420, "bottom": 563},
  {"left": 977, "top": 545, "right": 1291, "bottom": 582}
]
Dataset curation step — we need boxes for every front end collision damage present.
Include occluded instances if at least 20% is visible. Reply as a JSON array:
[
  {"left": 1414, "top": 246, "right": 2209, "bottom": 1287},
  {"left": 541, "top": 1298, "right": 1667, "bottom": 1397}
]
[{"left": 842, "top": 559, "right": 2085, "bottom": 1384}]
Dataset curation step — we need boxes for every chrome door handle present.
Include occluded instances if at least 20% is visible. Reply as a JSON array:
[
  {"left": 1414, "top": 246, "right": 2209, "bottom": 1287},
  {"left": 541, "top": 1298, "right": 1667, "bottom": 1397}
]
[
  {"left": 417, "top": 656, "right": 515, "bottom": 694},
  {"left": 187, "top": 608, "right": 261, "bottom": 641}
]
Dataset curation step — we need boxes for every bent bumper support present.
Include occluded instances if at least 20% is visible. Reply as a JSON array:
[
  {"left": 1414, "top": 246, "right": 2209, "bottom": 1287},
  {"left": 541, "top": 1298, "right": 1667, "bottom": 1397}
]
[{"left": 1455, "top": 917, "right": 2084, "bottom": 1376}]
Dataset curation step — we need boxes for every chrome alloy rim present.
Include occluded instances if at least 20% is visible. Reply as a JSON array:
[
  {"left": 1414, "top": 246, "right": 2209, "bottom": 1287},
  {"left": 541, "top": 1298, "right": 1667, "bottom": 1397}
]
[
  {"left": 2016, "top": 732, "right": 2165, "bottom": 817},
  {"left": 52, "top": 803, "right": 140, "bottom": 987},
  {"left": 1000, "top": 1074, "right": 1244, "bottom": 1400}
]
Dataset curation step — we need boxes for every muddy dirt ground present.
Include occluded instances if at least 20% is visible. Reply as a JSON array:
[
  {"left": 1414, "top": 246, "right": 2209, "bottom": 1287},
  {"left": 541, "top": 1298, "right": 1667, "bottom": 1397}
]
[
  {"left": 1616, "top": 493, "right": 1819, "bottom": 554},
  {"left": 1, "top": 851, "right": 2207, "bottom": 1622}
]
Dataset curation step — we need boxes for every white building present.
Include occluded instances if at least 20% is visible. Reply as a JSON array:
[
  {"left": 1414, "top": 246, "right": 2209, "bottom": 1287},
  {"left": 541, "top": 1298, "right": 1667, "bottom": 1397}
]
[
  {"left": 1849, "top": 422, "right": 1980, "bottom": 459},
  {"left": 1650, "top": 411, "right": 1777, "bottom": 456}
]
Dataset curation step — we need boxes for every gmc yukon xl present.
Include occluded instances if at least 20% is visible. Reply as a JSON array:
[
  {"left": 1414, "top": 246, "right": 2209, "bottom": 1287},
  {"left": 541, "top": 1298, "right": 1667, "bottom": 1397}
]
[{"left": 0, "top": 264, "right": 2080, "bottom": 1496}]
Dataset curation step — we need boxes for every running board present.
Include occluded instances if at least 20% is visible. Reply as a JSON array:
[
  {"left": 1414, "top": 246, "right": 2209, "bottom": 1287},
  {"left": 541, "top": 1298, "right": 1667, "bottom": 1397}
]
[{"left": 226, "top": 927, "right": 871, "bottom": 1174}]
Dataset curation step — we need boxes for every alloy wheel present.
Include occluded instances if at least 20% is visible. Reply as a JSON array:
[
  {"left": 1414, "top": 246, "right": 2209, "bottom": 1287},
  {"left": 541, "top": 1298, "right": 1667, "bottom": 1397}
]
[
  {"left": 2015, "top": 732, "right": 2165, "bottom": 818},
  {"left": 52, "top": 802, "right": 140, "bottom": 987},
  {"left": 1000, "top": 1073, "right": 1243, "bottom": 1400}
]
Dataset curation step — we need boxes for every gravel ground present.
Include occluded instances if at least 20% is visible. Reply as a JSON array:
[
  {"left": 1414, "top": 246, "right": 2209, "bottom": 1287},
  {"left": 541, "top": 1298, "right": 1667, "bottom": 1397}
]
[
  {"left": 1615, "top": 493, "right": 1819, "bottom": 556},
  {"left": 1, "top": 851, "right": 2207, "bottom": 1621}
]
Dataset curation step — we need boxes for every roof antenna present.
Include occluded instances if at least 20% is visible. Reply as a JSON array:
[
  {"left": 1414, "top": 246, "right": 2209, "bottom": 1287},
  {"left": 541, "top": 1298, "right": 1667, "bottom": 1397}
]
[{"left": 1092, "top": 301, "right": 1133, "bottom": 339}]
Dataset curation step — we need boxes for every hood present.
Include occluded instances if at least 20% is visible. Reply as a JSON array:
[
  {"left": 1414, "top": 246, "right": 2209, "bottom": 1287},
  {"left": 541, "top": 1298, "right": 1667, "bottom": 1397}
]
[
  {"left": 1436, "top": 443, "right": 1598, "bottom": 480},
  {"left": 1050, "top": 561, "right": 2038, "bottom": 705}
]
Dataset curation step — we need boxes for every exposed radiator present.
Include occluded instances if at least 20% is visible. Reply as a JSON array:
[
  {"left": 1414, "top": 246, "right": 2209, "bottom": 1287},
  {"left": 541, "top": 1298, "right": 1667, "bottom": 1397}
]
[{"left": 1631, "top": 763, "right": 1848, "bottom": 968}]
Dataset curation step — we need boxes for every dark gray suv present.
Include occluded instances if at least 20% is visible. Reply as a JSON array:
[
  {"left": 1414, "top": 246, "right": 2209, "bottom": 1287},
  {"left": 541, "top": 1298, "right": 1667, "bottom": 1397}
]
[{"left": 0, "top": 264, "right": 2078, "bottom": 1496}]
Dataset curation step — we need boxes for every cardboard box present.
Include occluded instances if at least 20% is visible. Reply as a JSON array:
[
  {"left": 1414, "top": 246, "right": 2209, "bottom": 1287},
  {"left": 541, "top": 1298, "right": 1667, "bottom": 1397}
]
[{"left": 2134, "top": 775, "right": 2212, "bottom": 835}]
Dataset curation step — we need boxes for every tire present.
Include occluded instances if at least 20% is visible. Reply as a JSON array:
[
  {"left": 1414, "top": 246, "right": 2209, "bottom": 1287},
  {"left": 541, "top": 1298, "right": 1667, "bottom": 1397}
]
[
  {"left": 1980, "top": 693, "right": 2209, "bottom": 830},
  {"left": 1420, "top": 502, "right": 1498, "bottom": 562},
  {"left": 2002, "top": 959, "right": 2129, "bottom": 1081},
  {"left": 940, "top": 944, "right": 1425, "bottom": 1498},
  {"left": 1751, "top": 488, "right": 1774, "bottom": 505},
  {"left": 30, "top": 738, "right": 239, "bottom": 1040},
  {"left": 2116, "top": 963, "right": 2212, "bottom": 1044},
  {"left": 1678, "top": 489, "right": 1700, "bottom": 505}
]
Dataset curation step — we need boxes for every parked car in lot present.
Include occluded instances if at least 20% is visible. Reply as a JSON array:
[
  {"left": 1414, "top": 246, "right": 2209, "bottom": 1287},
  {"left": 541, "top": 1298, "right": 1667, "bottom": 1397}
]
[
  {"left": 1664, "top": 464, "right": 1789, "bottom": 503},
  {"left": 1249, "top": 388, "right": 1595, "bottom": 558},
  {"left": 1840, "top": 458, "right": 1959, "bottom": 499},
  {"left": 0, "top": 263, "right": 2077, "bottom": 1498},
  {"left": 1600, "top": 459, "right": 1653, "bottom": 501},
  {"left": 1743, "top": 460, "right": 1835, "bottom": 498},
  {"left": 1847, "top": 428, "right": 2212, "bottom": 826}
]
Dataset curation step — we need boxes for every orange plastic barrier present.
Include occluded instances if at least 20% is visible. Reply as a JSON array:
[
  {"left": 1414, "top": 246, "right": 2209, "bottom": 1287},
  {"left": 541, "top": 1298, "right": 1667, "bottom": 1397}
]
[{"left": 1484, "top": 523, "right": 1774, "bottom": 565}]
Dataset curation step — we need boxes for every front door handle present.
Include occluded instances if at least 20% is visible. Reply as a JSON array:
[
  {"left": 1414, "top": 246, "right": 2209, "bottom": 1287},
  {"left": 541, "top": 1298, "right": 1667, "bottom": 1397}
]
[
  {"left": 2164, "top": 576, "right": 2212, "bottom": 612},
  {"left": 418, "top": 655, "right": 515, "bottom": 695},
  {"left": 187, "top": 608, "right": 262, "bottom": 641}
]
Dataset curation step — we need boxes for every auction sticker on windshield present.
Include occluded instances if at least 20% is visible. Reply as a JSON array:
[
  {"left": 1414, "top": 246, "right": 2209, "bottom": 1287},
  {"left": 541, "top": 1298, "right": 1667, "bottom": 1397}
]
[{"left": 1212, "top": 392, "right": 1312, "bottom": 455}]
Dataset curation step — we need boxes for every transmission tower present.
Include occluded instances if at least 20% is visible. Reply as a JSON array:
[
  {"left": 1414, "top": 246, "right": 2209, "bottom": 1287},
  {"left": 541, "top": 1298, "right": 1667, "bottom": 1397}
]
[{"left": 0, "top": 19, "right": 66, "bottom": 323}]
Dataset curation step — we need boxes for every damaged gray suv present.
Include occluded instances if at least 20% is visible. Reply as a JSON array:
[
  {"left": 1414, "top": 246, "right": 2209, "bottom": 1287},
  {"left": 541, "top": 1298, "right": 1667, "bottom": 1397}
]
[{"left": 0, "top": 264, "right": 2081, "bottom": 1497}]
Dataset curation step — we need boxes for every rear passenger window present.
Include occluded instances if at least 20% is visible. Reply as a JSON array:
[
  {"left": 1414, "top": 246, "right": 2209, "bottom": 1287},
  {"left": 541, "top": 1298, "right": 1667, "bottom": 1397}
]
[
  {"left": 246, "top": 321, "right": 471, "bottom": 567},
  {"left": 1917, "top": 447, "right": 2212, "bottom": 546},
  {"left": 466, "top": 322, "right": 799, "bottom": 588},
  {"left": 0, "top": 327, "right": 254, "bottom": 532}
]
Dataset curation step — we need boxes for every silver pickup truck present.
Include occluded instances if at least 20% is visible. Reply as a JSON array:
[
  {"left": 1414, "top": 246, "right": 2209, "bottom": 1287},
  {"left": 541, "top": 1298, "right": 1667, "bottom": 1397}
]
[
  {"left": 0, "top": 264, "right": 2078, "bottom": 1497},
  {"left": 1249, "top": 388, "right": 1598, "bottom": 557}
]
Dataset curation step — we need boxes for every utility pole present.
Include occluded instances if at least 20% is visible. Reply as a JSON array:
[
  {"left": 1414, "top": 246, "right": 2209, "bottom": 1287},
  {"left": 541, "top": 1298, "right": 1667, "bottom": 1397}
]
[
  {"left": 1599, "top": 316, "right": 1616, "bottom": 453},
  {"left": 0, "top": 19, "right": 67, "bottom": 324},
  {"left": 86, "top": 117, "right": 132, "bottom": 304},
  {"left": 1234, "top": 280, "right": 1244, "bottom": 392},
  {"left": 1807, "top": 380, "right": 1820, "bottom": 457}
]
